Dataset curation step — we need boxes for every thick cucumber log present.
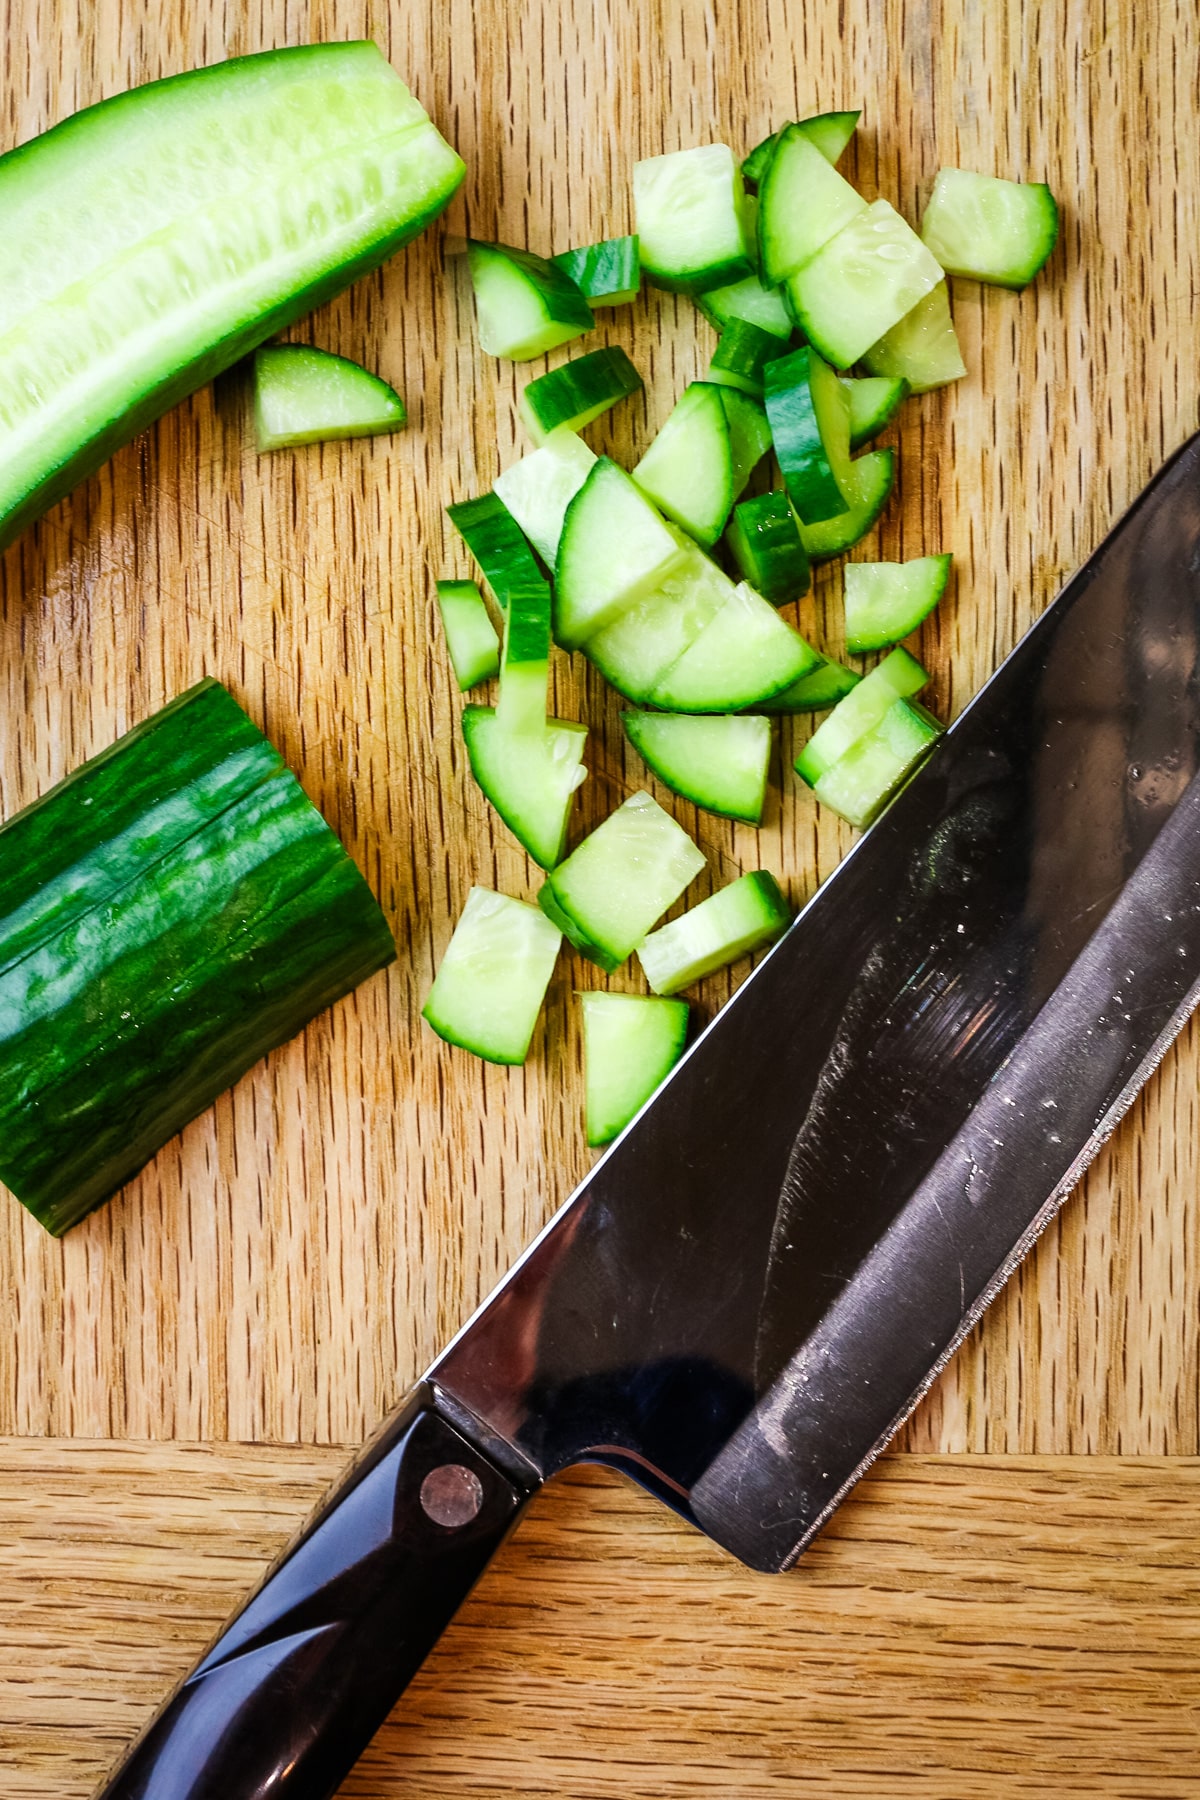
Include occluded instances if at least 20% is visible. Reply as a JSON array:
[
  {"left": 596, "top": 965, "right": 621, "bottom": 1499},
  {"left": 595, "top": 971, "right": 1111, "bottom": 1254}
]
[
  {"left": 632, "top": 383, "right": 734, "bottom": 547},
  {"left": 843, "top": 374, "right": 909, "bottom": 448},
  {"left": 552, "top": 236, "right": 641, "bottom": 305},
  {"left": 446, "top": 491, "right": 546, "bottom": 609},
  {"left": 764, "top": 345, "right": 855, "bottom": 525},
  {"left": 538, "top": 791, "right": 706, "bottom": 971},
  {"left": 519, "top": 345, "right": 643, "bottom": 442},
  {"left": 467, "top": 241, "right": 594, "bottom": 360},
  {"left": 757, "top": 124, "right": 867, "bottom": 285},
  {"left": 708, "top": 318, "right": 780, "bottom": 397},
  {"left": 623, "top": 710, "right": 774, "bottom": 824},
  {"left": 0, "top": 43, "right": 463, "bottom": 553},
  {"left": 579, "top": 991, "right": 689, "bottom": 1147},
  {"left": 812, "top": 699, "right": 944, "bottom": 826},
  {"left": 696, "top": 272, "right": 794, "bottom": 340},
  {"left": 633, "top": 144, "right": 754, "bottom": 294},
  {"left": 798, "top": 447, "right": 895, "bottom": 561},
  {"left": 742, "top": 110, "right": 860, "bottom": 185},
  {"left": 435, "top": 578, "right": 500, "bottom": 690},
  {"left": 787, "top": 199, "right": 943, "bottom": 369},
  {"left": 651, "top": 580, "right": 820, "bottom": 712},
  {"left": 461, "top": 709, "right": 587, "bottom": 870},
  {"left": 637, "top": 870, "right": 791, "bottom": 995},
  {"left": 584, "top": 543, "right": 735, "bottom": 701},
  {"left": 863, "top": 282, "right": 966, "bottom": 393},
  {"left": 726, "top": 491, "right": 811, "bottom": 605},
  {"left": 920, "top": 168, "right": 1059, "bottom": 288},
  {"left": 493, "top": 429, "right": 596, "bottom": 566},
  {"left": 554, "top": 457, "right": 689, "bottom": 647},
  {"left": 760, "top": 656, "right": 860, "bottom": 712},
  {"left": 795, "top": 645, "right": 928, "bottom": 785},
  {"left": 252, "top": 345, "right": 405, "bottom": 450},
  {"left": 0, "top": 679, "right": 395, "bottom": 1234},
  {"left": 843, "top": 553, "right": 952, "bottom": 653},
  {"left": 423, "top": 887, "right": 562, "bottom": 1064}
]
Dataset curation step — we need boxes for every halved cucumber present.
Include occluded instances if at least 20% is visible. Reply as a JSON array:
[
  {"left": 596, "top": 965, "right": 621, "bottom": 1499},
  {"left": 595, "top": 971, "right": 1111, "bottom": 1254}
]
[
  {"left": 798, "top": 447, "right": 895, "bottom": 561},
  {"left": 554, "top": 457, "right": 690, "bottom": 648},
  {"left": 760, "top": 656, "right": 860, "bottom": 712},
  {"left": 518, "top": 345, "right": 643, "bottom": 442},
  {"left": 623, "top": 711, "right": 774, "bottom": 824},
  {"left": 795, "top": 645, "right": 929, "bottom": 785},
  {"left": 552, "top": 236, "right": 641, "bottom": 305},
  {"left": 920, "top": 168, "right": 1059, "bottom": 289},
  {"left": 743, "top": 109, "right": 860, "bottom": 185},
  {"left": 844, "top": 553, "right": 952, "bottom": 653},
  {"left": 811, "top": 699, "right": 944, "bottom": 826},
  {"left": 435, "top": 579, "right": 501, "bottom": 690},
  {"left": 461, "top": 708, "right": 587, "bottom": 869},
  {"left": 447, "top": 491, "right": 547, "bottom": 609},
  {"left": 862, "top": 282, "right": 966, "bottom": 393},
  {"left": 844, "top": 374, "right": 909, "bottom": 448},
  {"left": 695, "top": 273, "right": 794, "bottom": 340},
  {"left": 726, "top": 491, "right": 811, "bottom": 604},
  {"left": 637, "top": 870, "right": 791, "bottom": 996},
  {"left": 757, "top": 124, "right": 868, "bottom": 285},
  {"left": 579, "top": 991, "right": 689, "bottom": 1146},
  {"left": 764, "top": 345, "right": 854, "bottom": 524},
  {"left": 651, "top": 580, "right": 820, "bottom": 712},
  {"left": 787, "top": 199, "right": 943, "bottom": 368},
  {"left": 423, "top": 887, "right": 562, "bottom": 1064},
  {"left": 467, "top": 241, "right": 594, "bottom": 360},
  {"left": 633, "top": 144, "right": 754, "bottom": 294},
  {"left": 538, "top": 791, "right": 706, "bottom": 971},
  {"left": 632, "top": 383, "right": 733, "bottom": 547},
  {"left": 493, "top": 428, "right": 596, "bottom": 568},
  {"left": 0, "top": 43, "right": 465, "bottom": 553},
  {"left": 708, "top": 318, "right": 780, "bottom": 397},
  {"left": 584, "top": 544, "right": 735, "bottom": 701},
  {"left": 252, "top": 346, "right": 406, "bottom": 449}
]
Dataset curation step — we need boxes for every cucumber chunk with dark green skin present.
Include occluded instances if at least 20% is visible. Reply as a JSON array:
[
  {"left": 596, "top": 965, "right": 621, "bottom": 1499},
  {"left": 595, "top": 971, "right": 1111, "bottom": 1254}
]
[
  {"left": 552, "top": 237, "right": 641, "bottom": 305},
  {"left": 843, "top": 553, "right": 952, "bottom": 653},
  {"left": 467, "top": 242, "right": 594, "bottom": 360},
  {"left": 862, "top": 283, "right": 966, "bottom": 393},
  {"left": 919, "top": 169, "right": 1059, "bottom": 289},
  {"left": 0, "top": 679, "right": 395, "bottom": 1235},
  {"left": 253, "top": 346, "right": 406, "bottom": 450},
  {"left": 811, "top": 699, "right": 944, "bottom": 826},
  {"left": 760, "top": 656, "right": 861, "bottom": 712},
  {"left": 435, "top": 579, "right": 501, "bottom": 690},
  {"left": 447, "top": 492, "right": 547, "bottom": 611},
  {"left": 519, "top": 346, "right": 643, "bottom": 442},
  {"left": 708, "top": 318, "right": 781, "bottom": 397},
  {"left": 695, "top": 274, "right": 794, "bottom": 340},
  {"left": 742, "top": 110, "right": 861, "bottom": 185},
  {"left": 764, "top": 345, "right": 855, "bottom": 525},
  {"left": 423, "top": 887, "right": 562, "bottom": 1064},
  {"left": 636, "top": 870, "right": 792, "bottom": 995},
  {"left": 623, "top": 710, "right": 774, "bottom": 824},
  {"left": 726, "top": 491, "right": 811, "bottom": 604},
  {"left": 798, "top": 448, "right": 895, "bottom": 561},
  {"left": 633, "top": 144, "right": 754, "bottom": 294},
  {"left": 0, "top": 43, "right": 464, "bottom": 554},
  {"left": 843, "top": 374, "right": 909, "bottom": 448},
  {"left": 757, "top": 124, "right": 868, "bottom": 286},
  {"left": 580, "top": 992, "right": 689, "bottom": 1146}
]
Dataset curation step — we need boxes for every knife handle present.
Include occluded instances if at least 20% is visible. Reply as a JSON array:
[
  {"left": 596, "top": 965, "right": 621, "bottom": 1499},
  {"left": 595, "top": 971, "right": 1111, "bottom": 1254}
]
[{"left": 94, "top": 1383, "right": 536, "bottom": 1800}]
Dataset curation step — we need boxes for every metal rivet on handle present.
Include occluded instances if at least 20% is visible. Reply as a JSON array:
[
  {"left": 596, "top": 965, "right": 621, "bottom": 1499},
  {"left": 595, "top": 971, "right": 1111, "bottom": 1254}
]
[{"left": 420, "top": 1463, "right": 484, "bottom": 1527}]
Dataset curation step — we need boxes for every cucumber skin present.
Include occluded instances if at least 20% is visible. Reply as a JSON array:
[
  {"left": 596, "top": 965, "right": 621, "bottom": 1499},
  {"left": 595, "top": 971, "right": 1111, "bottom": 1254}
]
[
  {"left": 0, "top": 680, "right": 394, "bottom": 1234},
  {"left": 0, "top": 47, "right": 464, "bottom": 553}
]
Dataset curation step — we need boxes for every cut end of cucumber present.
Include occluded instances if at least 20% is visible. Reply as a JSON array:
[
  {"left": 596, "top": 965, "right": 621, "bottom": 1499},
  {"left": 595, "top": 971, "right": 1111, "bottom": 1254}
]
[
  {"left": 811, "top": 698, "right": 944, "bottom": 826},
  {"left": 555, "top": 457, "right": 689, "bottom": 648},
  {"left": 798, "top": 448, "right": 895, "bottom": 561},
  {"left": 843, "top": 374, "right": 909, "bottom": 449},
  {"left": 764, "top": 345, "right": 855, "bottom": 525},
  {"left": 519, "top": 345, "right": 643, "bottom": 443},
  {"left": 920, "top": 167, "right": 1059, "bottom": 289},
  {"left": 623, "top": 710, "right": 774, "bottom": 824},
  {"left": 633, "top": 382, "right": 735, "bottom": 547},
  {"left": 552, "top": 236, "right": 642, "bottom": 306},
  {"left": 789, "top": 199, "right": 943, "bottom": 369},
  {"left": 757, "top": 124, "right": 868, "bottom": 285},
  {"left": 467, "top": 241, "right": 594, "bottom": 360},
  {"left": 423, "top": 886, "right": 562, "bottom": 1064},
  {"left": 726, "top": 491, "right": 811, "bottom": 605},
  {"left": 795, "top": 645, "right": 929, "bottom": 785},
  {"left": 633, "top": 143, "right": 754, "bottom": 294},
  {"left": 843, "top": 553, "right": 952, "bottom": 653},
  {"left": 462, "top": 707, "right": 587, "bottom": 870},
  {"left": 435, "top": 579, "right": 501, "bottom": 690},
  {"left": 636, "top": 869, "right": 792, "bottom": 996},
  {"left": 651, "top": 580, "right": 821, "bottom": 712},
  {"left": 253, "top": 346, "right": 406, "bottom": 450},
  {"left": 862, "top": 282, "right": 966, "bottom": 394},
  {"left": 493, "top": 429, "right": 597, "bottom": 567},
  {"left": 580, "top": 991, "right": 689, "bottom": 1145}
]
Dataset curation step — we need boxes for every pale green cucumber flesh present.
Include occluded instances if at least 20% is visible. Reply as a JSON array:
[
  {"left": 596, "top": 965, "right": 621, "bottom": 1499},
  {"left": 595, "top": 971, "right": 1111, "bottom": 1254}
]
[
  {"left": 798, "top": 448, "right": 895, "bottom": 561},
  {"left": 584, "top": 545, "right": 735, "bottom": 701},
  {"left": 843, "top": 374, "right": 909, "bottom": 448},
  {"left": 695, "top": 273, "right": 794, "bottom": 339},
  {"left": 652, "top": 581, "right": 820, "bottom": 712},
  {"left": 580, "top": 991, "right": 689, "bottom": 1146},
  {"left": 461, "top": 708, "right": 587, "bottom": 869},
  {"left": 843, "top": 553, "right": 952, "bottom": 653},
  {"left": 632, "top": 383, "right": 733, "bottom": 546},
  {"left": 423, "top": 887, "right": 562, "bottom": 1064},
  {"left": 757, "top": 125, "right": 868, "bottom": 285},
  {"left": 468, "top": 241, "right": 594, "bottom": 360},
  {"left": 862, "top": 282, "right": 966, "bottom": 393},
  {"left": 718, "top": 388, "right": 774, "bottom": 497},
  {"left": 743, "top": 110, "right": 860, "bottom": 185},
  {"left": 764, "top": 344, "right": 854, "bottom": 524},
  {"left": 634, "top": 144, "right": 753, "bottom": 294},
  {"left": 435, "top": 579, "right": 501, "bottom": 690},
  {"left": 447, "top": 492, "right": 548, "bottom": 611},
  {"left": 623, "top": 710, "right": 774, "bottom": 824},
  {"left": 493, "top": 429, "right": 597, "bottom": 566},
  {"left": 920, "top": 168, "right": 1059, "bottom": 288},
  {"left": 637, "top": 870, "right": 791, "bottom": 995},
  {"left": 795, "top": 645, "right": 929, "bottom": 784},
  {"left": 253, "top": 345, "right": 406, "bottom": 449},
  {"left": 555, "top": 457, "right": 691, "bottom": 647},
  {"left": 788, "top": 199, "right": 943, "bottom": 369},
  {"left": 760, "top": 656, "right": 860, "bottom": 712},
  {"left": 811, "top": 699, "right": 944, "bottom": 826}
]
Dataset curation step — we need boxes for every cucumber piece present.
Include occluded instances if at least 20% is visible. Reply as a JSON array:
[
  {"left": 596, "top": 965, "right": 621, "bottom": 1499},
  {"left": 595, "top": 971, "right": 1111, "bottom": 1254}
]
[
  {"left": 538, "top": 791, "right": 706, "bottom": 972},
  {"left": 423, "top": 887, "right": 562, "bottom": 1064},
  {"left": 812, "top": 699, "right": 944, "bottom": 827},
  {"left": 844, "top": 374, "right": 909, "bottom": 448},
  {"left": 493, "top": 428, "right": 597, "bottom": 566},
  {"left": 718, "top": 388, "right": 775, "bottom": 497},
  {"left": 798, "top": 448, "right": 895, "bottom": 561},
  {"left": 496, "top": 578, "right": 553, "bottom": 734},
  {"left": 0, "top": 678, "right": 395, "bottom": 1234},
  {"left": 552, "top": 236, "right": 641, "bottom": 306},
  {"left": 795, "top": 645, "right": 929, "bottom": 785},
  {"left": 743, "top": 110, "right": 860, "bottom": 185},
  {"left": 554, "top": 457, "right": 690, "bottom": 648},
  {"left": 518, "top": 345, "right": 643, "bottom": 443},
  {"left": 461, "top": 709, "right": 587, "bottom": 870},
  {"left": 637, "top": 870, "right": 791, "bottom": 996},
  {"left": 435, "top": 578, "right": 501, "bottom": 690},
  {"left": 844, "top": 553, "right": 953, "bottom": 653},
  {"left": 633, "top": 144, "right": 754, "bottom": 294},
  {"left": 862, "top": 282, "right": 966, "bottom": 393},
  {"left": 467, "top": 241, "right": 594, "bottom": 360},
  {"left": 726, "top": 491, "right": 811, "bottom": 604},
  {"left": 447, "top": 491, "right": 547, "bottom": 610},
  {"left": 652, "top": 580, "right": 821, "bottom": 712},
  {"left": 253, "top": 345, "right": 405, "bottom": 450},
  {"left": 764, "top": 345, "right": 854, "bottom": 524},
  {"left": 584, "top": 544, "right": 735, "bottom": 701},
  {"left": 757, "top": 125, "right": 868, "bottom": 285},
  {"left": 695, "top": 273, "right": 794, "bottom": 340},
  {"left": 920, "top": 168, "right": 1059, "bottom": 289},
  {"left": 623, "top": 711, "right": 774, "bottom": 824},
  {"left": 760, "top": 656, "right": 861, "bottom": 712},
  {"left": 579, "top": 991, "right": 689, "bottom": 1146},
  {"left": 708, "top": 318, "right": 780, "bottom": 397},
  {"left": 632, "top": 383, "right": 733, "bottom": 547},
  {"left": 0, "top": 44, "right": 464, "bottom": 554},
  {"left": 787, "top": 199, "right": 944, "bottom": 369}
]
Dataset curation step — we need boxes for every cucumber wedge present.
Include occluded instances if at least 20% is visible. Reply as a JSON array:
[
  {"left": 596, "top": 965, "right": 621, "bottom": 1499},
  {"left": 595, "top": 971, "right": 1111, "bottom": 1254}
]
[
  {"left": 623, "top": 711, "right": 774, "bottom": 824},
  {"left": 764, "top": 345, "right": 855, "bottom": 524},
  {"left": 798, "top": 448, "right": 895, "bottom": 561},
  {"left": 495, "top": 577, "right": 553, "bottom": 734},
  {"left": 637, "top": 870, "right": 791, "bottom": 996},
  {"left": 743, "top": 110, "right": 860, "bottom": 185},
  {"left": 843, "top": 374, "right": 909, "bottom": 448},
  {"left": 555, "top": 457, "right": 690, "bottom": 647},
  {"left": 435, "top": 579, "right": 501, "bottom": 690},
  {"left": 787, "top": 199, "right": 943, "bottom": 369},
  {"left": 493, "top": 429, "right": 597, "bottom": 566},
  {"left": 696, "top": 273, "right": 794, "bottom": 340},
  {"left": 795, "top": 645, "right": 929, "bottom": 785},
  {"left": 552, "top": 236, "right": 642, "bottom": 306},
  {"left": 253, "top": 345, "right": 406, "bottom": 450},
  {"left": 652, "top": 580, "right": 820, "bottom": 712},
  {"left": 584, "top": 544, "right": 735, "bottom": 701},
  {"left": 844, "top": 553, "right": 952, "bottom": 653},
  {"left": 920, "top": 168, "right": 1059, "bottom": 289},
  {"left": 760, "top": 656, "right": 861, "bottom": 713},
  {"left": 708, "top": 319, "right": 780, "bottom": 397},
  {"left": 812, "top": 699, "right": 944, "bottom": 826},
  {"left": 467, "top": 241, "right": 594, "bottom": 360},
  {"left": 863, "top": 282, "right": 967, "bottom": 393},
  {"left": 518, "top": 345, "right": 643, "bottom": 442},
  {"left": 579, "top": 991, "right": 689, "bottom": 1146},
  {"left": 757, "top": 124, "right": 867, "bottom": 285},
  {"left": 726, "top": 491, "right": 811, "bottom": 604},
  {"left": 633, "top": 383, "right": 733, "bottom": 546},
  {"left": 718, "top": 388, "right": 775, "bottom": 496},
  {"left": 633, "top": 144, "right": 754, "bottom": 294},
  {"left": 447, "top": 491, "right": 547, "bottom": 610},
  {"left": 0, "top": 43, "right": 463, "bottom": 552},
  {"left": 423, "top": 887, "right": 562, "bottom": 1064},
  {"left": 461, "top": 709, "right": 587, "bottom": 870}
]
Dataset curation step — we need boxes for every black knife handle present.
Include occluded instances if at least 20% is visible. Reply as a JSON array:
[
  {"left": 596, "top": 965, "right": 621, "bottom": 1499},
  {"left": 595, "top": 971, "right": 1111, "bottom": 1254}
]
[{"left": 94, "top": 1383, "right": 536, "bottom": 1800}]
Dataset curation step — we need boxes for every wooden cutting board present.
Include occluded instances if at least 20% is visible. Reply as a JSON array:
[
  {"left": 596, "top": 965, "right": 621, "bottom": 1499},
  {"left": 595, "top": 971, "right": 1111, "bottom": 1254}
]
[{"left": 2, "top": 2, "right": 1198, "bottom": 1794}]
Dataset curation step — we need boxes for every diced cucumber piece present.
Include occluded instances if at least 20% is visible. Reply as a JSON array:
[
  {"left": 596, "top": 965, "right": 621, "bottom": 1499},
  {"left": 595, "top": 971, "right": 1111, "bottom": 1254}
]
[
  {"left": 652, "top": 580, "right": 820, "bottom": 712},
  {"left": 423, "top": 887, "right": 562, "bottom": 1064},
  {"left": 637, "top": 870, "right": 791, "bottom": 996},
  {"left": 435, "top": 579, "right": 500, "bottom": 690},
  {"left": 518, "top": 345, "right": 643, "bottom": 442},
  {"left": 252, "top": 346, "right": 405, "bottom": 450},
  {"left": 0, "top": 43, "right": 465, "bottom": 554},
  {"left": 798, "top": 448, "right": 895, "bottom": 561},
  {"left": 788, "top": 199, "right": 943, "bottom": 368},
  {"left": 718, "top": 388, "right": 775, "bottom": 496},
  {"left": 795, "top": 645, "right": 929, "bottom": 785},
  {"left": 447, "top": 491, "right": 546, "bottom": 610},
  {"left": 580, "top": 991, "right": 689, "bottom": 1146},
  {"left": 538, "top": 792, "right": 706, "bottom": 972},
  {"left": 496, "top": 578, "right": 553, "bottom": 734},
  {"left": 584, "top": 544, "right": 735, "bottom": 701},
  {"left": 554, "top": 457, "right": 690, "bottom": 647},
  {"left": 633, "top": 144, "right": 754, "bottom": 294},
  {"left": 743, "top": 110, "right": 860, "bottom": 185},
  {"left": 708, "top": 318, "right": 780, "bottom": 397},
  {"left": 812, "top": 699, "right": 944, "bottom": 827},
  {"left": 862, "top": 282, "right": 966, "bottom": 393},
  {"left": 764, "top": 345, "right": 854, "bottom": 524},
  {"left": 461, "top": 709, "right": 587, "bottom": 869},
  {"left": 633, "top": 383, "right": 733, "bottom": 547},
  {"left": 757, "top": 125, "right": 868, "bottom": 285},
  {"left": 623, "top": 711, "right": 774, "bottom": 824},
  {"left": 493, "top": 429, "right": 597, "bottom": 567},
  {"left": 467, "top": 241, "right": 594, "bottom": 360},
  {"left": 920, "top": 168, "right": 1059, "bottom": 289},
  {"left": 726, "top": 491, "right": 811, "bottom": 604},
  {"left": 695, "top": 273, "right": 794, "bottom": 339},
  {"left": 761, "top": 656, "right": 861, "bottom": 713},
  {"left": 844, "top": 553, "right": 952, "bottom": 653},
  {"left": 552, "top": 236, "right": 641, "bottom": 305},
  {"left": 843, "top": 374, "right": 909, "bottom": 448}
]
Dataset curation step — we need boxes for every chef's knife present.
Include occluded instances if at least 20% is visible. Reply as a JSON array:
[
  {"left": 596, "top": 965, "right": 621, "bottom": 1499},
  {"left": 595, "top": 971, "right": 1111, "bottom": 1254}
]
[{"left": 97, "top": 431, "right": 1200, "bottom": 1800}]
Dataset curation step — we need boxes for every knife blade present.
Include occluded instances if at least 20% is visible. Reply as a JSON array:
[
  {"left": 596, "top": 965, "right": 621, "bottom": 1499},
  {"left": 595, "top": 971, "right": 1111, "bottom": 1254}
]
[{"left": 97, "top": 430, "right": 1200, "bottom": 1800}]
